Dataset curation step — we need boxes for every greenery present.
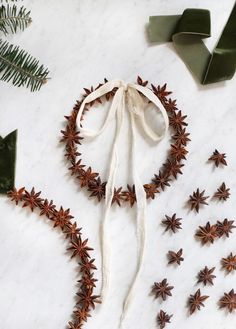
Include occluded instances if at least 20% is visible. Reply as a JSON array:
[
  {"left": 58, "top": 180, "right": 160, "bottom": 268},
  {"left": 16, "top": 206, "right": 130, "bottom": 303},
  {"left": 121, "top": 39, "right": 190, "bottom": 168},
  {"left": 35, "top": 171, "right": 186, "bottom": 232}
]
[{"left": 0, "top": 1, "right": 49, "bottom": 91}]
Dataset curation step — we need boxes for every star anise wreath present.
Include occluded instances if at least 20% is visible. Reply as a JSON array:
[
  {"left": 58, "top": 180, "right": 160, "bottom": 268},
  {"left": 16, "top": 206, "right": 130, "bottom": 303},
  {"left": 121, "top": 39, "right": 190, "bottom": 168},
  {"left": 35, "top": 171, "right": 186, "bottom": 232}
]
[
  {"left": 152, "top": 279, "right": 174, "bottom": 301},
  {"left": 8, "top": 187, "right": 100, "bottom": 329},
  {"left": 157, "top": 310, "right": 173, "bottom": 329},
  {"left": 61, "top": 77, "right": 190, "bottom": 207},
  {"left": 188, "top": 289, "right": 209, "bottom": 315},
  {"left": 219, "top": 289, "right": 236, "bottom": 313}
]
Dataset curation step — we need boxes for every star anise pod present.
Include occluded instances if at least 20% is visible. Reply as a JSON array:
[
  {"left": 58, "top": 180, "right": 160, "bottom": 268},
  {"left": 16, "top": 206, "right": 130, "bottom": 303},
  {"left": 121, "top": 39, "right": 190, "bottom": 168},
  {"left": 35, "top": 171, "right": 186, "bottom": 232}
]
[
  {"left": 61, "top": 126, "right": 83, "bottom": 146},
  {"left": 68, "top": 236, "right": 93, "bottom": 259},
  {"left": 195, "top": 222, "right": 218, "bottom": 245},
  {"left": 122, "top": 184, "right": 136, "bottom": 207},
  {"left": 219, "top": 289, "right": 236, "bottom": 313},
  {"left": 188, "top": 188, "right": 209, "bottom": 213},
  {"left": 8, "top": 187, "right": 25, "bottom": 205},
  {"left": 22, "top": 187, "right": 43, "bottom": 211},
  {"left": 163, "top": 159, "right": 184, "bottom": 179},
  {"left": 137, "top": 76, "right": 148, "bottom": 87},
  {"left": 88, "top": 177, "right": 106, "bottom": 201},
  {"left": 157, "top": 310, "right": 173, "bottom": 329},
  {"left": 216, "top": 218, "right": 236, "bottom": 237},
  {"left": 168, "top": 248, "right": 184, "bottom": 265},
  {"left": 68, "top": 321, "right": 82, "bottom": 329},
  {"left": 144, "top": 184, "right": 159, "bottom": 199},
  {"left": 52, "top": 207, "right": 74, "bottom": 230},
  {"left": 77, "top": 291, "right": 101, "bottom": 310},
  {"left": 73, "top": 307, "right": 91, "bottom": 323},
  {"left": 77, "top": 167, "right": 98, "bottom": 188},
  {"left": 213, "top": 182, "right": 230, "bottom": 201},
  {"left": 64, "top": 222, "right": 82, "bottom": 240},
  {"left": 197, "top": 266, "right": 216, "bottom": 286},
  {"left": 64, "top": 145, "right": 81, "bottom": 161},
  {"left": 162, "top": 214, "right": 182, "bottom": 233},
  {"left": 165, "top": 98, "right": 178, "bottom": 113},
  {"left": 39, "top": 199, "right": 56, "bottom": 218},
  {"left": 170, "top": 144, "right": 188, "bottom": 161},
  {"left": 103, "top": 78, "right": 118, "bottom": 101},
  {"left": 83, "top": 86, "right": 102, "bottom": 106},
  {"left": 79, "top": 258, "right": 97, "bottom": 274},
  {"left": 69, "top": 160, "right": 85, "bottom": 176},
  {"left": 78, "top": 273, "right": 98, "bottom": 289},
  {"left": 151, "top": 83, "right": 172, "bottom": 103},
  {"left": 221, "top": 253, "right": 236, "bottom": 273},
  {"left": 152, "top": 171, "right": 170, "bottom": 191},
  {"left": 208, "top": 149, "right": 227, "bottom": 167},
  {"left": 188, "top": 289, "right": 209, "bottom": 314},
  {"left": 152, "top": 279, "right": 174, "bottom": 301},
  {"left": 112, "top": 187, "right": 123, "bottom": 206},
  {"left": 172, "top": 128, "right": 191, "bottom": 146},
  {"left": 169, "top": 111, "right": 188, "bottom": 130}
]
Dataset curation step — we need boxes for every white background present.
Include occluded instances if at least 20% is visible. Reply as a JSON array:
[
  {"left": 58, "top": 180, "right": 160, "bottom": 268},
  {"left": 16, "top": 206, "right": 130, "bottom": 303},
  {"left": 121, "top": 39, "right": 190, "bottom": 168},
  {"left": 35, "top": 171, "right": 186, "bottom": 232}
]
[{"left": 0, "top": 1, "right": 236, "bottom": 328}]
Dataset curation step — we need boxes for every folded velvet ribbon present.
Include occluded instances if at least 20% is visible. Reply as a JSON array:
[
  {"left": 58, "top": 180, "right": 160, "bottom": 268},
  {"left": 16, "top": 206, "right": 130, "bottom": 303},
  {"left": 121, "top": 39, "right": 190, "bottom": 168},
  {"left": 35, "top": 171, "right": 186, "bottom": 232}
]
[
  {"left": 148, "top": 3, "right": 236, "bottom": 84},
  {"left": 0, "top": 130, "right": 17, "bottom": 194},
  {"left": 76, "top": 79, "right": 169, "bottom": 326}
]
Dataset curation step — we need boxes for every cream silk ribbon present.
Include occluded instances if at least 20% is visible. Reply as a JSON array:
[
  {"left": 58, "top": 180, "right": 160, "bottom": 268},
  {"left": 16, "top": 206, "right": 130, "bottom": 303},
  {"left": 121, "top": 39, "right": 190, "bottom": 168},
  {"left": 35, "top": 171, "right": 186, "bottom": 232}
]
[{"left": 76, "top": 79, "right": 169, "bottom": 325}]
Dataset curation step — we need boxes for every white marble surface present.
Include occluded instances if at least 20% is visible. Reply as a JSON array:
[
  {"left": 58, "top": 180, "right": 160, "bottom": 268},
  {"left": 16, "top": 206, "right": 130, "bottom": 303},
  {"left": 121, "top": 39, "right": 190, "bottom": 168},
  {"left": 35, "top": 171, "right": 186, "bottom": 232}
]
[{"left": 1, "top": 0, "right": 236, "bottom": 328}]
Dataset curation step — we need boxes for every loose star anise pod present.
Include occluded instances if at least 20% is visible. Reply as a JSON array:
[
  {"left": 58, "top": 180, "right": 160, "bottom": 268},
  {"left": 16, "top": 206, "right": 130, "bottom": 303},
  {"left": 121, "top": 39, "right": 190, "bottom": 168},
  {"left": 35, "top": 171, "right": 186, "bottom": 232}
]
[
  {"left": 69, "top": 160, "right": 85, "bottom": 176},
  {"left": 144, "top": 184, "right": 159, "bottom": 199},
  {"left": 170, "top": 144, "right": 188, "bottom": 161},
  {"left": 195, "top": 222, "right": 218, "bottom": 245},
  {"left": 152, "top": 279, "right": 174, "bottom": 301},
  {"left": 77, "top": 167, "right": 98, "bottom": 188},
  {"left": 208, "top": 149, "right": 227, "bottom": 167},
  {"left": 188, "top": 188, "right": 209, "bottom": 213},
  {"left": 169, "top": 111, "right": 188, "bottom": 130},
  {"left": 61, "top": 126, "right": 83, "bottom": 146},
  {"left": 8, "top": 187, "right": 25, "bottom": 205},
  {"left": 188, "top": 289, "right": 209, "bottom": 314},
  {"left": 157, "top": 310, "right": 173, "bottom": 329},
  {"left": 68, "top": 235, "right": 93, "bottom": 260},
  {"left": 137, "top": 76, "right": 148, "bottom": 87},
  {"left": 219, "top": 289, "right": 236, "bottom": 313},
  {"left": 152, "top": 171, "right": 170, "bottom": 191},
  {"left": 39, "top": 199, "right": 56, "bottom": 218},
  {"left": 88, "top": 177, "right": 106, "bottom": 201},
  {"left": 151, "top": 83, "right": 172, "bottom": 103},
  {"left": 52, "top": 206, "right": 74, "bottom": 230},
  {"left": 216, "top": 218, "right": 236, "bottom": 237},
  {"left": 221, "top": 253, "right": 236, "bottom": 273},
  {"left": 122, "top": 184, "right": 136, "bottom": 207},
  {"left": 197, "top": 266, "right": 216, "bottom": 286},
  {"left": 112, "top": 187, "right": 123, "bottom": 206},
  {"left": 172, "top": 128, "right": 191, "bottom": 146},
  {"left": 162, "top": 214, "right": 182, "bottom": 233},
  {"left": 163, "top": 159, "right": 184, "bottom": 179},
  {"left": 22, "top": 187, "right": 43, "bottom": 211},
  {"left": 213, "top": 182, "right": 230, "bottom": 201},
  {"left": 168, "top": 248, "right": 184, "bottom": 265}
]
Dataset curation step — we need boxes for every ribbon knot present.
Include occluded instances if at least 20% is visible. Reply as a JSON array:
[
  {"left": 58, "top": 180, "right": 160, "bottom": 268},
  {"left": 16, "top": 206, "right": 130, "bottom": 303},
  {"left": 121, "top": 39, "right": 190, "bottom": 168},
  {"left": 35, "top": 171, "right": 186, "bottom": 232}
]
[{"left": 76, "top": 79, "right": 169, "bottom": 327}]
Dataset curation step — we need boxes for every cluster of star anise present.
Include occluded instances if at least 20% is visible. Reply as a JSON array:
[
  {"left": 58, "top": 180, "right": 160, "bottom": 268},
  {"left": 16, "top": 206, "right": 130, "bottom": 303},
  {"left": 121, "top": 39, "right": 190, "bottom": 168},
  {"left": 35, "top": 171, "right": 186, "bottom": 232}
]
[
  {"left": 195, "top": 219, "right": 235, "bottom": 245},
  {"left": 8, "top": 187, "right": 100, "bottom": 329},
  {"left": 61, "top": 77, "right": 190, "bottom": 207}
]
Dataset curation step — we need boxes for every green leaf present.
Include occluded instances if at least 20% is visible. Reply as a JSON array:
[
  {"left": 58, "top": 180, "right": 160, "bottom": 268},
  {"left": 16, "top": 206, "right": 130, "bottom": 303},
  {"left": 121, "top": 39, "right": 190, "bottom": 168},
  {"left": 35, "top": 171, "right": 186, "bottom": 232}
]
[
  {"left": 0, "top": 40, "right": 49, "bottom": 91},
  {"left": 0, "top": 4, "right": 32, "bottom": 35}
]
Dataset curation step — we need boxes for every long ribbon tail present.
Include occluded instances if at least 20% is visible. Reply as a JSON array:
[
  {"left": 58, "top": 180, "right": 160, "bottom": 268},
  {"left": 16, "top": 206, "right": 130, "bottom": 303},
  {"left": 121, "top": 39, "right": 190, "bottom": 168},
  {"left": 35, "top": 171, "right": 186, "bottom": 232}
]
[{"left": 119, "top": 112, "right": 147, "bottom": 327}]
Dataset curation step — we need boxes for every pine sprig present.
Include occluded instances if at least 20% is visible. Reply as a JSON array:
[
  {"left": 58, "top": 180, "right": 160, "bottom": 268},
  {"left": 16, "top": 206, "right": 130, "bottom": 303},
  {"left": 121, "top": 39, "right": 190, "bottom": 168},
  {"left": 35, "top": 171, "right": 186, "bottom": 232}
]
[
  {"left": 0, "top": 40, "right": 49, "bottom": 91},
  {"left": 0, "top": 4, "right": 32, "bottom": 35}
]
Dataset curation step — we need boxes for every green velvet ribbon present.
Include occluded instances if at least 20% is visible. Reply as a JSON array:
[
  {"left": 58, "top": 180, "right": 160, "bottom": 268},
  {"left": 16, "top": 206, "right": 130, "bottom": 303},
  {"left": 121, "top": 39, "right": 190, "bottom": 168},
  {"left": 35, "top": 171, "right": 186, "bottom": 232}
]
[
  {"left": 148, "top": 4, "right": 236, "bottom": 84},
  {"left": 0, "top": 130, "right": 17, "bottom": 194}
]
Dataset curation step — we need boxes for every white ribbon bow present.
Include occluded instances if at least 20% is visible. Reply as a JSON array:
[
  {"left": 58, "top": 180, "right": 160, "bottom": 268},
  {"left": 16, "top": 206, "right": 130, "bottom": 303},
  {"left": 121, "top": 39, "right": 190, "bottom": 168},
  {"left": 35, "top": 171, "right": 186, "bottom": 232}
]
[{"left": 76, "top": 79, "right": 169, "bottom": 326}]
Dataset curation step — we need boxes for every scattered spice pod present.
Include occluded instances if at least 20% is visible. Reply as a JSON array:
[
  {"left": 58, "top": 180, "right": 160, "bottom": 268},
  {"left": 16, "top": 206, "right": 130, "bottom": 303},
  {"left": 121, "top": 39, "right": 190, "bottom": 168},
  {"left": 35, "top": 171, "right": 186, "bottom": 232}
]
[
  {"left": 219, "top": 289, "right": 236, "bottom": 313},
  {"left": 168, "top": 248, "right": 184, "bottom": 265},
  {"left": 8, "top": 187, "right": 100, "bottom": 329},
  {"left": 208, "top": 149, "right": 227, "bottom": 167},
  {"left": 61, "top": 77, "right": 190, "bottom": 207},
  {"left": 197, "top": 266, "right": 216, "bottom": 286},
  {"left": 188, "top": 289, "right": 209, "bottom": 315},
  {"left": 162, "top": 213, "right": 182, "bottom": 233},
  {"left": 195, "top": 222, "right": 218, "bottom": 245},
  {"left": 152, "top": 279, "right": 174, "bottom": 301},
  {"left": 221, "top": 253, "right": 236, "bottom": 273},
  {"left": 213, "top": 182, "right": 230, "bottom": 201},
  {"left": 157, "top": 310, "right": 173, "bottom": 329},
  {"left": 216, "top": 219, "right": 236, "bottom": 238},
  {"left": 188, "top": 188, "right": 209, "bottom": 213}
]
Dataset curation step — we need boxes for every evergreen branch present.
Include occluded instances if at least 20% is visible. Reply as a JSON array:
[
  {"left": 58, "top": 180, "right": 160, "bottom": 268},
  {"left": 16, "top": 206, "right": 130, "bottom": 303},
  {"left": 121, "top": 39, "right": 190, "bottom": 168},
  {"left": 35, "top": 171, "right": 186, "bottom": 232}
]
[
  {"left": 0, "top": 4, "right": 31, "bottom": 35},
  {"left": 0, "top": 40, "right": 49, "bottom": 91}
]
